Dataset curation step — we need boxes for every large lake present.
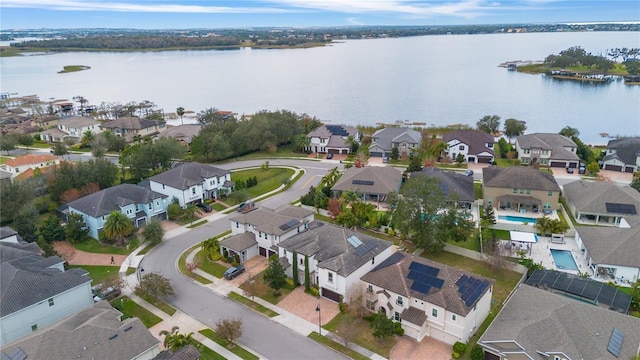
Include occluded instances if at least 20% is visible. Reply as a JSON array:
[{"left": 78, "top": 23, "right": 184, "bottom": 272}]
[{"left": 1, "top": 31, "right": 639, "bottom": 144}]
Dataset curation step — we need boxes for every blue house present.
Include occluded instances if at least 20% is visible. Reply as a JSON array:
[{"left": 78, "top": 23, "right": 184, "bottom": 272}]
[{"left": 66, "top": 184, "right": 169, "bottom": 239}]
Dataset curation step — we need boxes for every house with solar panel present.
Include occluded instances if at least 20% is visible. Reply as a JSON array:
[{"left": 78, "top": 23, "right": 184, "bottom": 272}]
[
  {"left": 306, "top": 124, "right": 361, "bottom": 155},
  {"left": 221, "top": 205, "right": 315, "bottom": 262},
  {"left": 331, "top": 166, "right": 403, "bottom": 206},
  {"left": 478, "top": 284, "right": 640, "bottom": 360},
  {"left": 277, "top": 221, "right": 394, "bottom": 302},
  {"left": 562, "top": 181, "right": 640, "bottom": 284},
  {"left": 360, "top": 253, "right": 493, "bottom": 345}
]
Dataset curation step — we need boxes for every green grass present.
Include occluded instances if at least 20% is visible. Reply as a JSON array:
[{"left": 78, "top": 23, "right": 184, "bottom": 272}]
[
  {"left": 238, "top": 271, "right": 294, "bottom": 305},
  {"left": 68, "top": 265, "right": 120, "bottom": 285},
  {"left": 187, "top": 219, "right": 208, "bottom": 228},
  {"left": 137, "top": 242, "right": 158, "bottom": 255},
  {"left": 72, "top": 238, "right": 130, "bottom": 255},
  {"left": 474, "top": 182, "right": 483, "bottom": 200},
  {"left": 137, "top": 293, "right": 177, "bottom": 316},
  {"left": 230, "top": 167, "right": 295, "bottom": 203},
  {"left": 211, "top": 202, "right": 227, "bottom": 211},
  {"left": 58, "top": 65, "right": 90, "bottom": 73},
  {"left": 228, "top": 291, "right": 279, "bottom": 318},
  {"left": 230, "top": 144, "right": 308, "bottom": 161},
  {"left": 126, "top": 267, "right": 136, "bottom": 275},
  {"left": 110, "top": 296, "right": 162, "bottom": 328},
  {"left": 308, "top": 332, "right": 370, "bottom": 360},
  {"left": 178, "top": 244, "right": 213, "bottom": 284},
  {"left": 323, "top": 311, "right": 397, "bottom": 358},
  {"left": 199, "top": 329, "right": 259, "bottom": 360},
  {"left": 193, "top": 340, "right": 227, "bottom": 360},
  {"left": 195, "top": 250, "right": 228, "bottom": 278},
  {"left": 0, "top": 157, "right": 11, "bottom": 164}
]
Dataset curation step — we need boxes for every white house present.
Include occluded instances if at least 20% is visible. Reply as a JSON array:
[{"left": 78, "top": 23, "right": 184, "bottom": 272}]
[
  {"left": 441, "top": 129, "right": 495, "bottom": 164},
  {"left": 278, "top": 221, "right": 394, "bottom": 302},
  {"left": 66, "top": 184, "right": 169, "bottom": 239},
  {"left": 149, "top": 162, "right": 233, "bottom": 207},
  {"left": 40, "top": 116, "right": 102, "bottom": 142},
  {"left": 306, "top": 124, "right": 361, "bottom": 154},
  {"left": 0, "top": 241, "right": 93, "bottom": 345},
  {"left": 0, "top": 154, "right": 61, "bottom": 179},
  {"left": 368, "top": 127, "right": 421, "bottom": 158},
  {"left": 361, "top": 252, "right": 493, "bottom": 345},
  {"left": 221, "top": 205, "right": 314, "bottom": 262}
]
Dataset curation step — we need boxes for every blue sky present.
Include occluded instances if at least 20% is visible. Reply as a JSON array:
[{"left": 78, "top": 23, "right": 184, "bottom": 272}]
[{"left": 1, "top": 1, "right": 639, "bottom": 30}]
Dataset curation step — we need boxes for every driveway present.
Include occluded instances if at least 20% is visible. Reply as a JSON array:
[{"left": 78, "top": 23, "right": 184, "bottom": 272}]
[
  {"left": 391, "top": 336, "right": 452, "bottom": 360},
  {"left": 276, "top": 287, "right": 340, "bottom": 326}
]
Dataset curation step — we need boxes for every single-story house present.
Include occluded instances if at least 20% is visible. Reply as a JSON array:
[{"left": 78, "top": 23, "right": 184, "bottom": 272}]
[
  {"left": 515, "top": 133, "right": 580, "bottom": 168},
  {"left": 149, "top": 162, "right": 234, "bottom": 207},
  {"left": 369, "top": 127, "right": 421, "bottom": 158},
  {"left": 306, "top": 124, "right": 361, "bottom": 154},
  {"left": 411, "top": 167, "right": 475, "bottom": 209},
  {"left": 483, "top": 166, "right": 561, "bottom": 212},
  {"left": 157, "top": 124, "right": 202, "bottom": 146},
  {"left": 442, "top": 129, "right": 495, "bottom": 164},
  {"left": 331, "top": 166, "right": 403, "bottom": 205},
  {"left": 278, "top": 221, "right": 394, "bottom": 303},
  {"left": 0, "top": 153, "right": 61, "bottom": 179},
  {"left": 100, "top": 116, "right": 166, "bottom": 142},
  {"left": 361, "top": 252, "right": 493, "bottom": 345},
  {"left": 66, "top": 184, "right": 169, "bottom": 239},
  {"left": 478, "top": 284, "right": 640, "bottom": 360},
  {"left": 601, "top": 137, "right": 640, "bottom": 173}
]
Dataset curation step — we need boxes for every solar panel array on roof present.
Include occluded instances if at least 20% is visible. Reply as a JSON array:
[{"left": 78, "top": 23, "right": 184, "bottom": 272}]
[
  {"left": 410, "top": 281, "right": 432, "bottom": 295},
  {"left": 525, "top": 269, "right": 632, "bottom": 313},
  {"left": 347, "top": 235, "right": 363, "bottom": 248},
  {"left": 409, "top": 262, "right": 439, "bottom": 276},
  {"left": 456, "top": 274, "right": 490, "bottom": 307},
  {"left": 607, "top": 328, "right": 624, "bottom": 357},
  {"left": 278, "top": 219, "right": 300, "bottom": 231},
  {"left": 408, "top": 271, "right": 444, "bottom": 288},
  {"left": 605, "top": 202, "right": 637, "bottom": 215},
  {"left": 352, "top": 179, "right": 374, "bottom": 186},
  {"left": 355, "top": 242, "right": 377, "bottom": 257},
  {"left": 408, "top": 262, "right": 443, "bottom": 295},
  {"left": 326, "top": 125, "right": 349, "bottom": 136}
]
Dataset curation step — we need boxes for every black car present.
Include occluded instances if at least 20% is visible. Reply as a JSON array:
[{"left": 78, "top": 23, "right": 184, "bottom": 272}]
[
  {"left": 197, "top": 202, "right": 212, "bottom": 212},
  {"left": 224, "top": 265, "right": 245, "bottom": 280},
  {"left": 326, "top": 153, "right": 333, "bottom": 159}
]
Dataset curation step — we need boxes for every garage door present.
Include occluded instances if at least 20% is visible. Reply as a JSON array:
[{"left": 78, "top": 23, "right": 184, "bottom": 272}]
[
  {"left": 430, "top": 327, "right": 458, "bottom": 345},
  {"left": 369, "top": 152, "right": 383, "bottom": 158},
  {"left": 321, "top": 288, "right": 341, "bottom": 302},
  {"left": 477, "top": 156, "right": 493, "bottom": 163},
  {"left": 328, "top": 149, "right": 339, "bottom": 154},
  {"left": 625, "top": 167, "right": 635, "bottom": 173},
  {"left": 604, "top": 164, "right": 623, "bottom": 171},
  {"left": 550, "top": 161, "right": 566, "bottom": 168}
]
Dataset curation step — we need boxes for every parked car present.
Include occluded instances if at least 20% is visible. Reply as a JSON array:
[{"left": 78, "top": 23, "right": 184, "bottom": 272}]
[
  {"left": 237, "top": 201, "right": 255, "bottom": 213},
  {"left": 578, "top": 164, "right": 586, "bottom": 174},
  {"left": 197, "top": 202, "right": 212, "bottom": 212},
  {"left": 224, "top": 265, "right": 245, "bottom": 280},
  {"left": 92, "top": 284, "right": 121, "bottom": 302},
  {"left": 566, "top": 167, "right": 574, "bottom": 174},
  {"left": 463, "top": 169, "right": 474, "bottom": 176},
  {"left": 326, "top": 153, "right": 333, "bottom": 159}
]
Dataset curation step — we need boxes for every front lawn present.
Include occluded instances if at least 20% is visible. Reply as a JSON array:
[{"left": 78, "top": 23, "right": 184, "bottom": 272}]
[
  {"left": 211, "top": 202, "right": 227, "bottom": 211},
  {"left": 238, "top": 270, "right": 294, "bottom": 305},
  {"left": 72, "top": 238, "right": 131, "bottom": 255},
  {"left": 199, "top": 329, "right": 259, "bottom": 360},
  {"left": 229, "top": 167, "right": 295, "bottom": 204},
  {"left": 324, "top": 311, "right": 397, "bottom": 358},
  {"left": 195, "top": 250, "right": 229, "bottom": 278},
  {"left": 68, "top": 265, "right": 120, "bottom": 285},
  {"left": 111, "top": 296, "right": 162, "bottom": 328}
]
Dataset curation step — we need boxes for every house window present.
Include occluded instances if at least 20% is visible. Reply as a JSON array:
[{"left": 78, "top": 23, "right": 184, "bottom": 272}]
[
  {"left": 548, "top": 191, "right": 553, "bottom": 196},
  {"left": 259, "top": 232, "right": 262, "bottom": 238},
  {"left": 371, "top": 257, "right": 375, "bottom": 265},
  {"left": 48, "top": 298, "right": 54, "bottom": 306},
  {"left": 236, "top": 222, "right": 239, "bottom": 228},
  {"left": 300, "top": 258, "right": 304, "bottom": 265},
  {"left": 432, "top": 308, "right": 438, "bottom": 317},
  {"left": 149, "top": 203, "right": 152, "bottom": 210},
  {"left": 31, "top": 324, "right": 38, "bottom": 332},
  {"left": 367, "top": 284, "right": 373, "bottom": 293},
  {"left": 162, "top": 184, "right": 165, "bottom": 189},
  {"left": 366, "top": 300, "right": 374, "bottom": 310},
  {"left": 524, "top": 149, "right": 530, "bottom": 154},
  {"left": 519, "top": 189, "right": 524, "bottom": 194},
  {"left": 526, "top": 189, "right": 531, "bottom": 194},
  {"left": 394, "top": 311, "right": 401, "bottom": 321},
  {"left": 459, "top": 145, "right": 465, "bottom": 151},
  {"left": 396, "top": 296, "right": 403, "bottom": 306},
  {"left": 513, "top": 188, "right": 517, "bottom": 194},
  {"left": 156, "top": 201, "right": 159, "bottom": 206},
  {"left": 192, "top": 187, "right": 196, "bottom": 195},
  {"left": 328, "top": 272, "right": 333, "bottom": 283},
  {"left": 452, "top": 314, "right": 456, "bottom": 321}
]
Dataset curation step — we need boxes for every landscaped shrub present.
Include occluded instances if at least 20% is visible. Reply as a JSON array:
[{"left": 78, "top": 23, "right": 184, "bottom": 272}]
[
  {"left": 452, "top": 341, "right": 467, "bottom": 358},
  {"left": 167, "top": 203, "right": 182, "bottom": 220},
  {"left": 393, "top": 321, "right": 404, "bottom": 336},
  {"left": 470, "top": 345, "right": 484, "bottom": 360},
  {"left": 285, "top": 278, "right": 295, "bottom": 288}
]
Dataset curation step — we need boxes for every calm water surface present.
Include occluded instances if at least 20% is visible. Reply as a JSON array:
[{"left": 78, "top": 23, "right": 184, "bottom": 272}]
[{"left": 1, "top": 31, "right": 638, "bottom": 144}]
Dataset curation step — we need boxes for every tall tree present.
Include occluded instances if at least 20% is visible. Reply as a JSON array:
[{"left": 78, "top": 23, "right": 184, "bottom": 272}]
[
  {"left": 559, "top": 126, "right": 580, "bottom": 138},
  {"left": 476, "top": 115, "right": 501, "bottom": 134},
  {"left": 103, "top": 211, "right": 134, "bottom": 245},
  {"left": 503, "top": 118, "right": 527, "bottom": 143},
  {"left": 0, "top": 135, "right": 17, "bottom": 154},
  {"left": 65, "top": 213, "right": 89, "bottom": 243},
  {"left": 39, "top": 216, "right": 66, "bottom": 242},
  {"left": 264, "top": 254, "right": 287, "bottom": 296},
  {"left": 176, "top": 107, "right": 185, "bottom": 125},
  {"left": 215, "top": 318, "right": 243, "bottom": 348},
  {"left": 159, "top": 326, "right": 196, "bottom": 353},
  {"left": 0, "top": 181, "right": 34, "bottom": 223},
  {"left": 141, "top": 219, "right": 164, "bottom": 245},
  {"left": 13, "top": 204, "right": 39, "bottom": 242},
  {"left": 136, "top": 272, "right": 175, "bottom": 303}
]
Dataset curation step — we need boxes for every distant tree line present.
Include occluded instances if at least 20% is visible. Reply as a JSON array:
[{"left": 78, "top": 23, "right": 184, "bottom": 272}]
[{"left": 543, "top": 46, "right": 620, "bottom": 73}]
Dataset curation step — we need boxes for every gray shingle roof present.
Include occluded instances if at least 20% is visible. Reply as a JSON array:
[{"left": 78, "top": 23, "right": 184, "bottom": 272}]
[
  {"left": 516, "top": 133, "right": 580, "bottom": 162},
  {"left": 230, "top": 207, "right": 310, "bottom": 236},
  {"left": 0, "top": 227, "right": 18, "bottom": 241},
  {"left": 361, "top": 252, "right": 493, "bottom": 316},
  {"left": 442, "top": 129, "right": 495, "bottom": 157},
  {"left": 153, "top": 344, "right": 201, "bottom": 360},
  {"left": 411, "top": 167, "right": 474, "bottom": 203},
  {"left": 278, "top": 221, "right": 392, "bottom": 277},
  {"left": 58, "top": 116, "right": 99, "bottom": 128},
  {"left": 479, "top": 284, "right": 640, "bottom": 360},
  {"left": 0, "top": 241, "right": 41, "bottom": 264},
  {"left": 370, "top": 127, "right": 421, "bottom": 152},
  {"left": 101, "top": 116, "right": 162, "bottom": 130},
  {"left": 563, "top": 180, "right": 640, "bottom": 221},
  {"left": 2, "top": 301, "right": 160, "bottom": 360},
  {"left": 220, "top": 232, "right": 257, "bottom": 252},
  {"left": 66, "top": 184, "right": 167, "bottom": 218},
  {"left": 274, "top": 204, "right": 315, "bottom": 219},
  {"left": 331, "top": 166, "right": 403, "bottom": 196},
  {"left": 483, "top": 166, "right": 560, "bottom": 191},
  {"left": 149, "top": 162, "right": 229, "bottom": 190},
  {"left": 160, "top": 124, "right": 202, "bottom": 145},
  {"left": 604, "top": 137, "right": 640, "bottom": 165},
  {"left": 575, "top": 225, "right": 640, "bottom": 268}
]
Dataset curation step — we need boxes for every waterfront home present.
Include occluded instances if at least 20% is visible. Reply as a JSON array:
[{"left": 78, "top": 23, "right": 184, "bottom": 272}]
[
  {"left": 483, "top": 166, "right": 561, "bottom": 212},
  {"left": 515, "top": 133, "right": 580, "bottom": 168},
  {"left": 368, "top": 127, "right": 421, "bottom": 158},
  {"left": 478, "top": 284, "right": 640, "bottom": 359},
  {"left": 361, "top": 252, "right": 493, "bottom": 345},
  {"left": 601, "top": 137, "right": 640, "bottom": 173},
  {"left": 306, "top": 124, "right": 361, "bottom": 155},
  {"left": 100, "top": 116, "right": 166, "bottom": 142},
  {"left": 278, "top": 221, "right": 394, "bottom": 302},
  {"left": 442, "top": 129, "right": 495, "bottom": 164},
  {"left": 157, "top": 124, "right": 202, "bottom": 146},
  {"left": 40, "top": 116, "right": 102, "bottom": 142}
]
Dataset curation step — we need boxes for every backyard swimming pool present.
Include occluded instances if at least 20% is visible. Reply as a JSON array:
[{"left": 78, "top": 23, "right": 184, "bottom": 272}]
[
  {"left": 550, "top": 249, "right": 579, "bottom": 271},
  {"left": 498, "top": 215, "right": 538, "bottom": 224}
]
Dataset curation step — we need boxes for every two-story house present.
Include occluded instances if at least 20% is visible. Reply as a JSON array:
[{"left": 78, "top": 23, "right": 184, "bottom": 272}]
[
  {"left": 278, "top": 221, "right": 394, "bottom": 302},
  {"left": 411, "top": 167, "right": 475, "bottom": 209},
  {"left": 149, "top": 162, "right": 234, "bottom": 207},
  {"left": 442, "top": 129, "right": 495, "bottom": 163},
  {"left": 158, "top": 124, "right": 202, "bottom": 146},
  {"left": 100, "top": 117, "right": 166, "bottom": 142},
  {"left": 0, "top": 241, "right": 93, "bottom": 345},
  {"left": 361, "top": 252, "right": 493, "bottom": 345},
  {"left": 40, "top": 116, "right": 102, "bottom": 142},
  {"left": 220, "top": 205, "right": 315, "bottom": 262},
  {"left": 601, "top": 137, "right": 640, "bottom": 173},
  {"left": 66, "top": 184, "right": 169, "bottom": 239},
  {"left": 306, "top": 124, "right": 361, "bottom": 155},
  {"left": 515, "top": 133, "right": 580, "bottom": 168},
  {"left": 0, "top": 154, "right": 61, "bottom": 179},
  {"left": 368, "top": 127, "right": 421, "bottom": 158},
  {"left": 483, "top": 166, "right": 561, "bottom": 212}
]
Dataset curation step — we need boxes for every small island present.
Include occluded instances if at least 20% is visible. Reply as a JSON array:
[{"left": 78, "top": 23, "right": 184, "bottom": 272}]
[{"left": 58, "top": 65, "right": 91, "bottom": 73}]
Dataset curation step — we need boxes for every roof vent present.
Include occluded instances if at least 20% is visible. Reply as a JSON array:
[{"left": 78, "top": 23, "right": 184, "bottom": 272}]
[
  {"left": 123, "top": 325, "right": 133, "bottom": 332},
  {"left": 108, "top": 334, "right": 118, "bottom": 340}
]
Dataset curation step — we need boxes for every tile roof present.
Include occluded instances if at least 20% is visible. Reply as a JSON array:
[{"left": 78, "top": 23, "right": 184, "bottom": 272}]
[
  {"left": 516, "top": 133, "right": 580, "bottom": 162},
  {"left": 230, "top": 207, "right": 310, "bottom": 236},
  {"left": 479, "top": 284, "right": 640, "bottom": 360},
  {"left": 160, "top": 124, "right": 202, "bottom": 144},
  {"left": 66, "top": 183, "right": 167, "bottom": 218},
  {"left": 278, "top": 221, "right": 392, "bottom": 277},
  {"left": 58, "top": 116, "right": 100, "bottom": 128},
  {"left": 361, "top": 252, "right": 493, "bottom": 316},
  {"left": 3, "top": 154, "right": 60, "bottom": 167},
  {"left": 604, "top": 137, "right": 640, "bottom": 165},
  {"left": 149, "top": 162, "right": 229, "bottom": 190},
  {"left": 442, "top": 129, "right": 495, "bottom": 157},
  {"left": 370, "top": 127, "right": 421, "bottom": 152},
  {"left": 220, "top": 232, "right": 257, "bottom": 252},
  {"left": 331, "top": 166, "right": 403, "bottom": 196},
  {"left": 400, "top": 306, "right": 428, "bottom": 325},
  {"left": 483, "top": 166, "right": 560, "bottom": 191},
  {"left": 411, "top": 167, "right": 474, "bottom": 203},
  {"left": 101, "top": 116, "right": 163, "bottom": 130},
  {"left": 1, "top": 301, "right": 160, "bottom": 360}
]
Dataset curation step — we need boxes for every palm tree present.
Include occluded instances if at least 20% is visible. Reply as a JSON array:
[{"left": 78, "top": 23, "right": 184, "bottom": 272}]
[
  {"left": 201, "top": 237, "right": 220, "bottom": 258},
  {"left": 103, "top": 211, "right": 135, "bottom": 245},
  {"left": 292, "top": 134, "right": 310, "bottom": 153},
  {"left": 176, "top": 107, "right": 185, "bottom": 125},
  {"left": 345, "top": 135, "right": 359, "bottom": 153},
  {"left": 81, "top": 130, "right": 94, "bottom": 147},
  {"left": 183, "top": 203, "right": 201, "bottom": 225},
  {"left": 159, "top": 326, "right": 196, "bottom": 352}
]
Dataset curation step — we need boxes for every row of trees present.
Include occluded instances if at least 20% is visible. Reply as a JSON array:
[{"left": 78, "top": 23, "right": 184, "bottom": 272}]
[
  {"left": 476, "top": 115, "right": 527, "bottom": 141},
  {"left": 544, "top": 46, "right": 616, "bottom": 72}
]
